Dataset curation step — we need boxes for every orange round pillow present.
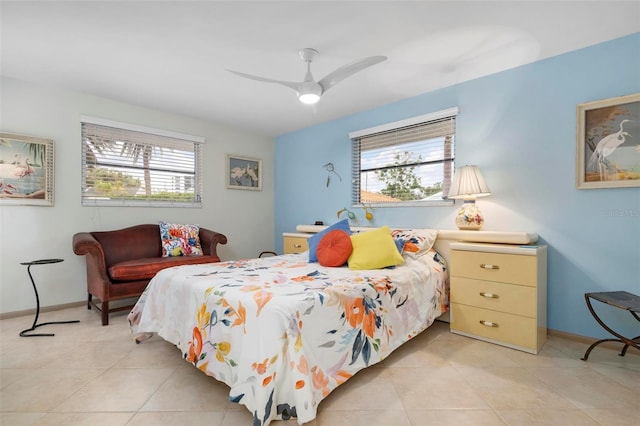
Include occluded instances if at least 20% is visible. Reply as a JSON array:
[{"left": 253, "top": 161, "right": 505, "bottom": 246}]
[{"left": 316, "top": 229, "right": 353, "bottom": 267}]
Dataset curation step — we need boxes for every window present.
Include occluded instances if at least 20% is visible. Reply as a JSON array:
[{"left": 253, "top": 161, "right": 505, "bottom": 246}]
[
  {"left": 350, "top": 108, "right": 458, "bottom": 206},
  {"left": 81, "top": 116, "right": 203, "bottom": 207}
]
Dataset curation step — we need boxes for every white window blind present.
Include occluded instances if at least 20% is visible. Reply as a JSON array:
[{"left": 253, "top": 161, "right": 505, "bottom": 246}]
[
  {"left": 350, "top": 109, "right": 457, "bottom": 205},
  {"left": 81, "top": 117, "right": 203, "bottom": 207}
]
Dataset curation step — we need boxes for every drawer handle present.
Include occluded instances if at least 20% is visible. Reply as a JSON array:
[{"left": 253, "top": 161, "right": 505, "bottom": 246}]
[
  {"left": 479, "top": 320, "right": 499, "bottom": 328},
  {"left": 480, "top": 263, "right": 500, "bottom": 270},
  {"left": 479, "top": 292, "right": 499, "bottom": 299},
  {"left": 294, "top": 244, "right": 302, "bottom": 248}
]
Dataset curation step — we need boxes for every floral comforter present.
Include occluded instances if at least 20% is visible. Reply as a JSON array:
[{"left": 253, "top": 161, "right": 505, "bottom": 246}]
[{"left": 128, "top": 251, "right": 448, "bottom": 425}]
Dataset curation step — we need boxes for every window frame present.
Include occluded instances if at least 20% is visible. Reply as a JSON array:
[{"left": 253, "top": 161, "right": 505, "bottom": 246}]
[
  {"left": 349, "top": 107, "right": 458, "bottom": 208},
  {"left": 80, "top": 115, "right": 204, "bottom": 208}
]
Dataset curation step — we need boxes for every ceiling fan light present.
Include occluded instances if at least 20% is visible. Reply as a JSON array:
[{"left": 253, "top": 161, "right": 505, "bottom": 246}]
[
  {"left": 298, "top": 81, "right": 322, "bottom": 104},
  {"left": 299, "top": 93, "right": 320, "bottom": 104}
]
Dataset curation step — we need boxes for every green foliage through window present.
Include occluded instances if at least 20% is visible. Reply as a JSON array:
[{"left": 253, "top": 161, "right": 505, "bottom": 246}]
[
  {"left": 375, "top": 151, "right": 443, "bottom": 200},
  {"left": 351, "top": 109, "right": 457, "bottom": 205},
  {"left": 81, "top": 117, "right": 203, "bottom": 207}
]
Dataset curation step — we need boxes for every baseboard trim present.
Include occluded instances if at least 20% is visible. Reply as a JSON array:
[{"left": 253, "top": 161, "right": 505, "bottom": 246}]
[
  {"left": 547, "top": 328, "right": 638, "bottom": 354},
  {"left": 0, "top": 298, "right": 140, "bottom": 321},
  {"left": 547, "top": 328, "right": 593, "bottom": 343},
  {"left": 0, "top": 301, "right": 85, "bottom": 320}
]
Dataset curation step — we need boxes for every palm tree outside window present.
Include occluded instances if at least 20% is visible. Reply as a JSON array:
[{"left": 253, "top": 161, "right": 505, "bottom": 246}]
[{"left": 80, "top": 116, "right": 203, "bottom": 207}]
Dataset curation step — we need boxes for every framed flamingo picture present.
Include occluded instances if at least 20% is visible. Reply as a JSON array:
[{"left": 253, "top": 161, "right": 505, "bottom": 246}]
[
  {"left": 226, "top": 154, "right": 262, "bottom": 191},
  {"left": 0, "top": 133, "right": 54, "bottom": 206},
  {"left": 576, "top": 93, "right": 640, "bottom": 189}
]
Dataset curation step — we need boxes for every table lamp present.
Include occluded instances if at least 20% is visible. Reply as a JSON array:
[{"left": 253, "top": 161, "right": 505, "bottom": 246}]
[{"left": 447, "top": 165, "right": 491, "bottom": 230}]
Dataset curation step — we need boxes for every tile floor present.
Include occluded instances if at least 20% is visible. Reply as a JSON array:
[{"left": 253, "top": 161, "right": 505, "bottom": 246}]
[{"left": 1, "top": 306, "right": 638, "bottom": 425}]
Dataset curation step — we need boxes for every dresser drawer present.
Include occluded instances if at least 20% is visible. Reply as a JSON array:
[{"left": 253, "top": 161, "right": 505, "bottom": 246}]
[
  {"left": 451, "top": 304, "right": 538, "bottom": 350},
  {"left": 451, "top": 250, "right": 537, "bottom": 287},
  {"left": 283, "top": 236, "right": 308, "bottom": 254},
  {"left": 450, "top": 277, "right": 536, "bottom": 317}
]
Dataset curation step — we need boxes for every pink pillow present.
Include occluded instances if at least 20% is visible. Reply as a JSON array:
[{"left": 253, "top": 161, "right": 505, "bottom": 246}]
[{"left": 316, "top": 230, "right": 353, "bottom": 267}]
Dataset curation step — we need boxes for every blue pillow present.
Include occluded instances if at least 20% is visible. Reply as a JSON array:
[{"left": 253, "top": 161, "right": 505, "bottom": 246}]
[{"left": 308, "top": 219, "right": 351, "bottom": 262}]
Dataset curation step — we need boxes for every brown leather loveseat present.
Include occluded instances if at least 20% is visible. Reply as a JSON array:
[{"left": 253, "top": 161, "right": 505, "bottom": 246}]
[{"left": 73, "top": 224, "right": 227, "bottom": 325}]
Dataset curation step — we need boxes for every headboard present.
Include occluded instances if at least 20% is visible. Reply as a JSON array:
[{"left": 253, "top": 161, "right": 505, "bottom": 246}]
[{"left": 295, "top": 225, "right": 538, "bottom": 268}]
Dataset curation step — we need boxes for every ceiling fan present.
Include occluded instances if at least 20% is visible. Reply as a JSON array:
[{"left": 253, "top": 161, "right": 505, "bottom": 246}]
[{"left": 227, "top": 48, "right": 387, "bottom": 105}]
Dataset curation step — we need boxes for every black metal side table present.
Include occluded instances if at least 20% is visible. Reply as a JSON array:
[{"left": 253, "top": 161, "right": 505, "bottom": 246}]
[
  {"left": 19, "top": 258, "right": 79, "bottom": 337},
  {"left": 581, "top": 291, "right": 640, "bottom": 361}
]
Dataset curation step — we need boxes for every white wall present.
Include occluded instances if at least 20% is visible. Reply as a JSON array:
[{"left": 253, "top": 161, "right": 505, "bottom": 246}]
[{"left": 0, "top": 77, "right": 275, "bottom": 314}]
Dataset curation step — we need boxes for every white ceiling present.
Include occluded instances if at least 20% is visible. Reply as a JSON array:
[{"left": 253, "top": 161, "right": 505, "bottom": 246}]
[{"left": 1, "top": 1, "right": 638, "bottom": 137}]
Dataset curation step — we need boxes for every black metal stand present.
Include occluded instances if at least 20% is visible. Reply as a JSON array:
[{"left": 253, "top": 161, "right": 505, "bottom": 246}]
[
  {"left": 581, "top": 291, "right": 640, "bottom": 361},
  {"left": 19, "top": 258, "right": 80, "bottom": 337}
]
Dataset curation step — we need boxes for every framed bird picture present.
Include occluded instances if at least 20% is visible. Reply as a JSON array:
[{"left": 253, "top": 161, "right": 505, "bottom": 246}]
[
  {"left": 0, "top": 132, "right": 54, "bottom": 206},
  {"left": 576, "top": 93, "right": 640, "bottom": 189},
  {"left": 226, "top": 154, "right": 262, "bottom": 191}
]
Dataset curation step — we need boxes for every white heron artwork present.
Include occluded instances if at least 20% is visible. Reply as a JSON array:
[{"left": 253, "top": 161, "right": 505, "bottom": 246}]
[
  {"left": 226, "top": 155, "right": 262, "bottom": 190},
  {"left": 587, "top": 119, "right": 633, "bottom": 181}
]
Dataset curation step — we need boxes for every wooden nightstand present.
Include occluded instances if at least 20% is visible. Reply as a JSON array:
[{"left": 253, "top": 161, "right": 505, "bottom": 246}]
[
  {"left": 282, "top": 233, "right": 309, "bottom": 254},
  {"left": 449, "top": 242, "right": 547, "bottom": 354}
]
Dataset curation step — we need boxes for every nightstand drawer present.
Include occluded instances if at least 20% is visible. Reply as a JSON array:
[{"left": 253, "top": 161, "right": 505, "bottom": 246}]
[
  {"left": 451, "top": 250, "right": 537, "bottom": 287},
  {"left": 451, "top": 277, "right": 536, "bottom": 317},
  {"left": 451, "top": 304, "right": 537, "bottom": 350},
  {"left": 283, "top": 236, "right": 308, "bottom": 254}
]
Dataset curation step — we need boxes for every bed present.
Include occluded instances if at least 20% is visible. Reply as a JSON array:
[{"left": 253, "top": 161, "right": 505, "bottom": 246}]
[{"left": 128, "top": 226, "right": 448, "bottom": 425}]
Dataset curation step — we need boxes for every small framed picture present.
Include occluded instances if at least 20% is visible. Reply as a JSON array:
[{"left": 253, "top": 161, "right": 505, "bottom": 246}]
[
  {"left": 0, "top": 132, "right": 55, "bottom": 206},
  {"left": 576, "top": 93, "right": 640, "bottom": 189},
  {"left": 226, "top": 154, "right": 262, "bottom": 191}
]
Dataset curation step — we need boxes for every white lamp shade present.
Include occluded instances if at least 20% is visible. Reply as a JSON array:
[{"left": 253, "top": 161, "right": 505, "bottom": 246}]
[{"left": 448, "top": 165, "right": 491, "bottom": 199}]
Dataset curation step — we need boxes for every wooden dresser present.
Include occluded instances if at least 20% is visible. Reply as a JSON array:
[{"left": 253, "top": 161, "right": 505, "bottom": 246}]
[{"left": 449, "top": 242, "right": 547, "bottom": 354}]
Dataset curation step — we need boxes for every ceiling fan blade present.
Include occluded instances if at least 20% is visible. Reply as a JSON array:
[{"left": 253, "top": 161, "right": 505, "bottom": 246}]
[
  {"left": 226, "top": 69, "right": 300, "bottom": 91},
  {"left": 318, "top": 56, "right": 387, "bottom": 92}
]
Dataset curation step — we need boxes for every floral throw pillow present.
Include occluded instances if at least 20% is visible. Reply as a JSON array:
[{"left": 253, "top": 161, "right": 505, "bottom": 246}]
[
  {"left": 159, "top": 221, "right": 203, "bottom": 257},
  {"left": 390, "top": 228, "right": 438, "bottom": 257}
]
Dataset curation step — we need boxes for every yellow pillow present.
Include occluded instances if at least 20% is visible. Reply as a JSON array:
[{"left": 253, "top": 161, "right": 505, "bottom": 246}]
[{"left": 348, "top": 226, "right": 405, "bottom": 270}]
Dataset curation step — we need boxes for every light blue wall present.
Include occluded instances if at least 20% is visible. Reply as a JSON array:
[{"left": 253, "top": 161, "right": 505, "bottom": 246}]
[{"left": 275, "top": 33, "right": 640, "bottom": 339}]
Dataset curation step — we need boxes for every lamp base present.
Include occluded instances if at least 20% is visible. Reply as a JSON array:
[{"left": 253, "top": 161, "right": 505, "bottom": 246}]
[{"left": 455, "top": 200, "right": 484, "bottom": 230}]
